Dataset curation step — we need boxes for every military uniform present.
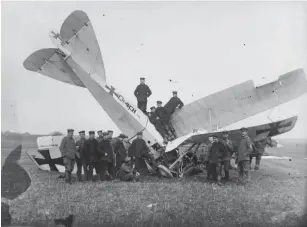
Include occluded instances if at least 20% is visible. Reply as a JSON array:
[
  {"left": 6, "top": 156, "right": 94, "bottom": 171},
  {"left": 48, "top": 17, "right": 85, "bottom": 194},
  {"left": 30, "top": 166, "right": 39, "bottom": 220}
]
[
  {"left": 99, "top": 133, "right": 115, "bottom": 181},
  {"left": 96, "top": 130, "right": 104, "bottom": 143},
  {"left": 149, "top": 107, "right": 169, "bottom": 140},
  {"left": 204, "top": 142, "right": 213, "bottom": 179},
  {"left": 83, "top": 134, "right": 99, "bottom": 181},
  {"left": 156, "top": 101, "right": 177, "bottom": 141},
  {"left": 237, "top": 128, "right": 253, "bottom": 184},
  {"left": 59, "top": 129, "right": 77, "bottom": 184},
  {"left": 134, "top": 77, "right": 152, "bottom": 113},
  {"left": 207, "top": 140, "right": 224, "bottom": 184},
  {"left": 114, "top": 134, "right": 128, "bottom": 173},
  {"left": 220, "top": 135, "right": 234, "bottom": 180},
  {"left": 128, "top": 132, "right": 150, "bottom": 175},
  {"left": 75, "top": 130, "right": 87, "bottom": 181},
  {"left": 118, "top": 157, "right": 139, "bottom": 182},
  {"left": 164, "top": 91, "right": 184, "bottom": 115},
  {"left": 250, "top": 138, "right": 267, "bottom": 170}
]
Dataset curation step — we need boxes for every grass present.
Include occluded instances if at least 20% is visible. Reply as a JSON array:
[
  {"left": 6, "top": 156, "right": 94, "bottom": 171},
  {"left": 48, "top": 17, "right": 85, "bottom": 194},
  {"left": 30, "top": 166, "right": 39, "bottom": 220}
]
[{"left": 1, "top": 138, "right": 307, "bottom": 227}]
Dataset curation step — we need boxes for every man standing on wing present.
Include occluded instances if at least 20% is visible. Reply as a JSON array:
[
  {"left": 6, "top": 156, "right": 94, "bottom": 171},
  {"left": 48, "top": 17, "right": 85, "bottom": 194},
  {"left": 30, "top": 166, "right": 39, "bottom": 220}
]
[{"left": 134, "top": 77, "right": 152, "bottom": 114}]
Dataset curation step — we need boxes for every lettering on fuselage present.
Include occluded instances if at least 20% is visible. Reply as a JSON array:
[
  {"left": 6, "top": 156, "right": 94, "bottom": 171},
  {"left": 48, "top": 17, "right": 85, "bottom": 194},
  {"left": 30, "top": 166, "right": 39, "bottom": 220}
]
[{"left": 105, "top": 85, "right": 140, "bottom": 118}]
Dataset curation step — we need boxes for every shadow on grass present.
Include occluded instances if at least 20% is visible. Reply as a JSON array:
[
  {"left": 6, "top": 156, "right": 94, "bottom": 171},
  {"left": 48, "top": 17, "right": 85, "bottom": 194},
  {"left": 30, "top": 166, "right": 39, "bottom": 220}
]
[{"left": 1, "top": 145, "right": 32, "bottom": 200}]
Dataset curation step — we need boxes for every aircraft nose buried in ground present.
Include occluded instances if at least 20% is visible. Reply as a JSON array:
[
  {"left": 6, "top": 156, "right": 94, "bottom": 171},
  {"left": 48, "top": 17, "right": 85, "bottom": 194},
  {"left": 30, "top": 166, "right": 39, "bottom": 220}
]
[{"left": 23, "top": 10, "right": 307, "bottom": 176}]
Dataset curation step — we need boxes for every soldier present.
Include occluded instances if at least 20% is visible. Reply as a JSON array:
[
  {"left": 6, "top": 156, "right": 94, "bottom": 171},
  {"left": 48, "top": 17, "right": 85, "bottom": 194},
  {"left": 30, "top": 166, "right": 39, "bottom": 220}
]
[
  {"left": 99, "top": 132, "right": 115, "bottom": 181},
  {"left": 118, "top": 157, "right": 140, "bottom": 182},
  {"left": 128, "top": 131, "right": 150, "bottom": 175},
  {"left": 205, "top": 137, "right": 214, "bottom": 180},
  {"left": 114, "top": 133, "right": 128, "bottom": 173},
  {"left": 164, "top": 91, "right": 184, "bottom": 115},
  {"left": 250, "top": 137, "right": 271, "bottom": 170},
  {"left": 220, "top": 131, "right": 234, "bottom": 181},
  {"left": 84, "top": 131, "right": 100, "bottom": 181},
  {"left": 207, "top": 136, "right": 224, "bottom": 185},
  {"left": 97, "top": 130, "right": 104, "bottom": 142},
  {"left": 59, "top": 129, "right": 77, "bottom": 184},
  {"left": 148, "top": 106, "right": 168, "bottom": 140},
  {"left": 75, "top": 130, "right": 87, "bottom": 181},
  {"left": 134, "top": 77, "right": 152, "bottom": 113},
  {"left": 156, "top": 101, "right": 177, "bottom": 141},
  {"left": 237, "top": 127, "right": 253, "bottom": 185}
]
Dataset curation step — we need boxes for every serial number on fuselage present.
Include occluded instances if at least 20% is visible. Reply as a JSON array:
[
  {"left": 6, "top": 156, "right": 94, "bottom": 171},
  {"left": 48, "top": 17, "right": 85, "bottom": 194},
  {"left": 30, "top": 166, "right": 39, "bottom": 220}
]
[{"left": 105, "top": 85, "right": 140, "bottom": 118}]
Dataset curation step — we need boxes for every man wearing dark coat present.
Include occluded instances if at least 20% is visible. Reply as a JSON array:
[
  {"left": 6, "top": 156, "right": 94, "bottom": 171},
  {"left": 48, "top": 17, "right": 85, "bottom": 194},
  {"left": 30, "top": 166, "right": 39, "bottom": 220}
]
[
  {"left": 114, "top": 134, "right": 128, "bottom": 173},
  {"left": 59, "top": 129, "right": 77, "bottom": 184},
  {"left": 164, "top": 91, "right": 184, "bottom": 115},
  {"left": 156, "top": 101, "right": 177, "bottom": 141},
  {"left": 83, "top": 131, "right": 100, "bottom": 181},
  {"left": 99, "top": 132, "right": 115, "bottom": 181},
  {"left": 148, "top": 106, "right": 168, "bottom": 140},
  {"left": 134, "top": 77, "right": 152, "bottom": 113},
  {"left": 128, "top": 131, "right": 150, "bottom": 175},
  {"left": 208, "top": 136, "right": 226, "bottom": 185},
  {"left": 96, "top": 130, "right": 104, "bottom": 143},
  {"left": 75, "top": 130, "right": 87, "bottom": 181},
  {"left": 118, "top": 157, "right": 140, "bottom": 182}
]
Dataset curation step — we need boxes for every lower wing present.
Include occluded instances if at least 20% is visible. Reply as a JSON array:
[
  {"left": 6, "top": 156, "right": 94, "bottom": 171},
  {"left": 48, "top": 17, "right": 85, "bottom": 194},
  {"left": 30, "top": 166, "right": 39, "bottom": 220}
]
[{"left": 166, "top": 115, "right": 297, "bottom": 152}]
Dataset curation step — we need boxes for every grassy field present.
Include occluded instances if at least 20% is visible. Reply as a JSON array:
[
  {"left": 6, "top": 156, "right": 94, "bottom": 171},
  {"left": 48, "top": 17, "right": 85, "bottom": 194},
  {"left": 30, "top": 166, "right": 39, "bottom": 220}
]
[{"left": 1, "top": 137, "right": 307, "bottom": 227}]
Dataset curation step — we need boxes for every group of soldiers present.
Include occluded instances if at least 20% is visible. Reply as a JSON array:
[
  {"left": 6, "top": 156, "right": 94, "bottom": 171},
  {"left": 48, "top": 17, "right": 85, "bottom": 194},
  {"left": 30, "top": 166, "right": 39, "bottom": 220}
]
[
  {"left": 59, "top": 126, "right": 268, "bottom": 185},
  {"left": 59, "top": 129, "right": 155, "bottom": 184},
  {"left": 134, "top": 77, "right": 184, "bottom": 142},
  {"left": 180, "top": 127, "right": 270, "bottom": 185}
]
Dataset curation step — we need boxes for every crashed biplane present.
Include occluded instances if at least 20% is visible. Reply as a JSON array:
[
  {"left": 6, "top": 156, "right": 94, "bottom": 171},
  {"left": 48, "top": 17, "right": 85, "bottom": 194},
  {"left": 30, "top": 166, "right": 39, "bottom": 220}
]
[{"left": 23, "top": 10, "right": 307, "bottom": 176}]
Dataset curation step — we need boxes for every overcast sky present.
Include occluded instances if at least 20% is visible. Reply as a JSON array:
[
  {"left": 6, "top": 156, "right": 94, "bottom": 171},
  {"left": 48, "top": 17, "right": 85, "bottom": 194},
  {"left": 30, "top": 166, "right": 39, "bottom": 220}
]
[{"left": 2, "top": 1, "right": 307, "bottom": 139}]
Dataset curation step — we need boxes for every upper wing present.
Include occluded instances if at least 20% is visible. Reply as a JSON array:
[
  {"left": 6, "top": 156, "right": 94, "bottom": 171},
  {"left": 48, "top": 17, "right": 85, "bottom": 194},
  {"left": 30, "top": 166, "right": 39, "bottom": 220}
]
[
  {"left": 23, "top": 48, "right": 85, "bottom": 87},
  {"left": 166, "top": 116, "right": 298, "bottom": 152},
  {"left": 59, "top": 10, "right": 106, "bottom": 80},
  {"left": 171, "top": 69, "right": 307, "bottom": 137}
]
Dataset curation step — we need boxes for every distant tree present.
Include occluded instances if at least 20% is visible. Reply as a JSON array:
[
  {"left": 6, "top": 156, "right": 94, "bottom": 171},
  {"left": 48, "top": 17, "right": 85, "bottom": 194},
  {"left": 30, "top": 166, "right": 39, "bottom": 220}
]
[{"left": 50, "top": 131, "right": 64, "bottom": 136}]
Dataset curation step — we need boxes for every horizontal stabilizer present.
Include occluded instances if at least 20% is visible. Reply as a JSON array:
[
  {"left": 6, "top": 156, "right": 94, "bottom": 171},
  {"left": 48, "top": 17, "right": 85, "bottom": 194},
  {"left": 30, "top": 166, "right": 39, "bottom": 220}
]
[{"left": 23, "top": 48, "right": 85, "bottom": 87}]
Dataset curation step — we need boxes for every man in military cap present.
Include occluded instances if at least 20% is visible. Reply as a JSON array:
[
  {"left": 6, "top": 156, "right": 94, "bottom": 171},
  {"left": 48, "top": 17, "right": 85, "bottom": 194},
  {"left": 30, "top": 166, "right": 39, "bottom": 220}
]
[
  {"left": 237, "top": 127, "right": 253, "bottom": 184},
  {"left": 134, "top": 77, "right": 152, "bottom": 113},
  {"left": 156, "top": 101, "right": 177, "bottom": 141},
  {"left": 148, "top": 106, "right": 168, "bottom": 140},
  {"left": 128, "top": 131, "right": 150, "bottom": 175},
  {"left": 75, "top": 130, "right": 87, "bottom": 181},
  {"left": 207, "top": 136, "right": 224, "bottom": 185},
  {"left": 59, "top": 129, "right": 77, "bottom": 184},
  {"left": 114, "top": 133, "right": 128, "bottom": 173},
  {"left": 118, "top": 157, "right": 140, "bottom": 182},
  {"left": 220, "top": 130, "right": 234, "bottom": 181},
  {"left": 97, "top": 130, "right": 104, "bottom": 143},
  {"left": 99, "top": 132, "right": 115, "bottom": 181},
  {"left": 164, "top": 91, "right": 184, "bottom": 115},
  {"left": 83, "top": 131, "right": 99, "bottom": 181}
]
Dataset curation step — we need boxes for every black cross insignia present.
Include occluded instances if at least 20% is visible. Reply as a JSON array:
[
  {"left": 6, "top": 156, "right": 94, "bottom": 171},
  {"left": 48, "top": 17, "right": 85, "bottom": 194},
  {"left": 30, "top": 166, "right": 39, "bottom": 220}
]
[
  {"left": 256, "top": 120, "right": 292, "bottom": 137},
  {"left": 51, "top": 31, "right": 61, "bottom": 40},
  {"left": 105, "top": 85, "right": 118, "bottom": 97}
]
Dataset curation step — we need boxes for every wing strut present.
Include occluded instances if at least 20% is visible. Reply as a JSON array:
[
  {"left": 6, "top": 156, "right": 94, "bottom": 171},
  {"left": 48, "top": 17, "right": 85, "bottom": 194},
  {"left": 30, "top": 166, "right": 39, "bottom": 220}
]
[{"left": 169, "top": 143, "right": 200, "bottom": 170}]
